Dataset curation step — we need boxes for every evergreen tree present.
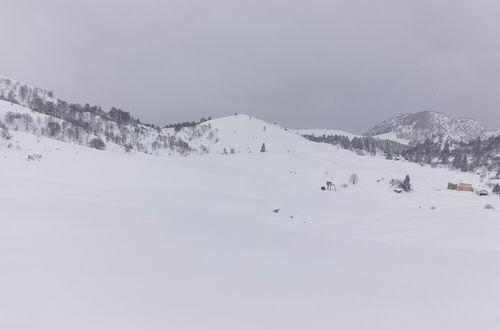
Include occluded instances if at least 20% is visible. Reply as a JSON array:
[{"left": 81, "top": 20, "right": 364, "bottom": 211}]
[
  {"left": 351, "top": 137, "right": 363, "bottom": 150},
  {"left": 260, "top": 143, "right": 266, "bottom": 152},
  {"left": 472, "top": 137, "right": 482, "bottom": 156},
  {"left": 440, "top": 142, "right": 450, "bottom": 164},
  {"left": 424, "top": 153, "right": 432, "bottom": 164},
  {"left": 384, "top": 141, "right": 393, "bottom": 160},
  {"left": 460, "top": 155, "right": 469, "bottom": 172},
  {"left": 402, "top": 174, "right": 412, "bottom": 192},
  {"left": 452, "top": 154, "right": 462, "bottom": 169},
  {"left": 493, "top": 183, "right": 500, "bottom": 195}
]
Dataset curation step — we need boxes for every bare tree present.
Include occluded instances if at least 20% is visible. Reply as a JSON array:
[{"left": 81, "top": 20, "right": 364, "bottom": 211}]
[{"left": 21, "top": 113, "right": 34, "bottom": 130}]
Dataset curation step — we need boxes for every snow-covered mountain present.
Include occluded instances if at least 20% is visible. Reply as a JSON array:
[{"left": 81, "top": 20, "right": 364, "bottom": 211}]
[
  {"left": 366, "top": 111, "right": 496, "bottom": 144},
  {"left": 1, "top": 75, "right": 499, "bottom": 177},
  {"left": 3, "top": 75, "right": 500, "bottom": 330},
  {"left": 2, "top": 101, "right": 500, "bottom": 330}
]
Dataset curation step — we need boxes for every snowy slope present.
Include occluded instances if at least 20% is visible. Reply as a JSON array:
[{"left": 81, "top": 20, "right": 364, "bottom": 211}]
[
  {"left": 366, "top": 111, "right": 496, "bottom": 144},
  {"left": 0, "top": 75, "right": 57, "bottom": 107},
  {"left": 187, "top": 114, "right": 335, "bottom": 155},
  {"left": 2, "top": 75, "right": 500, "bottom": 330},
  {"left": 1, "top": 122, "right": 500, "bottom": 330},
  {"left": 0, "top": 102, "right": 333, "bottom": 156},
  {"left": 371, "top": 131, "right": 412, "bottom": 145}
]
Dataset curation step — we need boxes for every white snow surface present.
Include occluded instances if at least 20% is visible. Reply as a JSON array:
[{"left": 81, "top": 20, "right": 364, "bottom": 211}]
[
  {"left": 1, "top": 115, "right": 500, "bottom": 330},
  {"left": 371, "top": 132, "right": 412, "bottom": 145}
]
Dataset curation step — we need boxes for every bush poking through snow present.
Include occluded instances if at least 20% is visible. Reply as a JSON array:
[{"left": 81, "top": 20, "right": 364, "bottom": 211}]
[
  {"left": 390, "top": 178, "right": 402, "bottom": 188},
  {"left": 349, "top": 173, "right": 359, "bottom": 185},
  {"left": 27, "top": 154, "right": 42, "bottom": 161},
  {"left": 45, "top": 120, "right": 61, "bottom": 137},
  {"left": 88, "top": 137, "right": 106, "bottom": 150},
  {"left": 1, "top": 127, "right": 11, "bottom": 140},
  {"left": 390, "top": 175, "right": 413, "bottom": 192},
  {"left": 484, "top": 204, "right": 495, "bottom": 210},
  {"left": 124, "top": 143, "right": 133, "bottom": 153}
]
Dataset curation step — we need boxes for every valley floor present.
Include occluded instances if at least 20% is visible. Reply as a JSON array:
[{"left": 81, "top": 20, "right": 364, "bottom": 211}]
[{"left": 1, "top": 135, "right": 500, "bottom": 330}]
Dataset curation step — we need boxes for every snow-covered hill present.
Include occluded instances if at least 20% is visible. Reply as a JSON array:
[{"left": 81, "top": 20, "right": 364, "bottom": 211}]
[
  {"left": 2, "top": 75, "right": 500, "bottom": 330},
  {"left": 1, "top": 123, "right": 500, "bottom": 330},
  {"left": 0, "top": 76, "right": 57, "bottom": 108},
  {"left": 0, "top": 75, "right": 334, "bottom": 157},
  {"left": 366, "top": 111, "right": 497, "bottom": 144},
  {"left": 0, "top": 98, "right": 331, "bottom": 157}
]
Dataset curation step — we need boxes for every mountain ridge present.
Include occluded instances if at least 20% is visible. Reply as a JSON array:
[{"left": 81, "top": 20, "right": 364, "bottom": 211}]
[{"left": 365, "top": 110, "right": 497, "bottom": 144}]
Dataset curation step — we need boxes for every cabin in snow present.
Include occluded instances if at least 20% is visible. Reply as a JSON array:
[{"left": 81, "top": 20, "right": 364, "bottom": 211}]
[
  {"left": 448, "top": 182, "right": 473, "bottom": 192},
  {"left": 458, "top": 183, "right": 473, "bottom": 192}
]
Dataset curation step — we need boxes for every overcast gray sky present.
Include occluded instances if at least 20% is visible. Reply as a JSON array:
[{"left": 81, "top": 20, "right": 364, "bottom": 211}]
[{"left": 1, "top": 0, "right": 500, "bottom": 132}]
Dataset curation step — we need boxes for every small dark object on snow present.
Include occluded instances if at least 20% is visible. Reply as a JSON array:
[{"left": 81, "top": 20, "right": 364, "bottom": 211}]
[
  {"left": 477, "top": 189, "right": 489, "bottom": 196},
  {"left": 326, "top": 181, "right": 336, "bottom": 191},
  {"left": 431, "top": 206, "right": 437, "bottom": 210},
  {"left": 273, "top": 209, "right": 280, "bottom": 213},
  {"left": 321, "top": 186, "right": 326, "bottom": 190},
  {"left": 484, "top": 204, "right": 495, "bottom": 210},
  {"left": 394, "top": 189, "right": 402, "bottom": 193}
]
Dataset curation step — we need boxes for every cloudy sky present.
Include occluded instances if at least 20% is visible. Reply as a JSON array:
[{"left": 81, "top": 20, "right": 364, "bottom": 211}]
[{"left": 1, "top": 0, "right": 500, "bottom": 132}]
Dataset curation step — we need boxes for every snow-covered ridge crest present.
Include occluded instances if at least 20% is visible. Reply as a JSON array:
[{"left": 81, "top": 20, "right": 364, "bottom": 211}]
[
  {"left": 0, "top": 75, "right": 320, "bottom": 156},
  {"left": 0, "top": 75, "right": 57, "bottom": 107},
  {"left": 366, "top": 111, "right": 496, "bottom": 144},
  {"left": 0, "top": 75, "right": 216, "bottom": 156},
  {"left": 0, "top": 98, "right": 323, "bottom": 157}
]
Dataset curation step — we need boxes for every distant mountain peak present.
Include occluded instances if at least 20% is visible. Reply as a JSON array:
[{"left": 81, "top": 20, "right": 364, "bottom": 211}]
[{"left": 365, "top": 111, "right": 494, "bottom": 144}]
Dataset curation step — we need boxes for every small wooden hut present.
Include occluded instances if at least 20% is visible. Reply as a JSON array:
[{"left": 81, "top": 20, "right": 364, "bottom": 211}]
[{"left": 458, "top": 183, "right": 473, "bottom": 192}]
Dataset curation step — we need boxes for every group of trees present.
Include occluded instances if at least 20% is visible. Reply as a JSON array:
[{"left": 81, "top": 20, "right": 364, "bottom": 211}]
[
  {"left": 0, "top": 82, "right": 215, "bottom": 155},
  {"left": 304, "top": 134, "right": 408, "bottom": 158},
  {"left": 401, "top": 136, "right": 500, "bottom": 173},
  {"left": 390, "top": 175, "right": 413, "bottom": 192},
  {"left": 493, "top": 183, "right": 500, "bottom": 195},
  {"left": 305, "top": 132, "right": 500, "bottom": 175},
  {"left": 164, "top": 117, "right": 212, "bottom": 132}
]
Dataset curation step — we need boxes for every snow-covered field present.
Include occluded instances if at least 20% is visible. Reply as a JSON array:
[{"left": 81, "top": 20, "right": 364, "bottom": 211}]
[{"left": 1, "top": 118, "right": 500, "bottom": 330}]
